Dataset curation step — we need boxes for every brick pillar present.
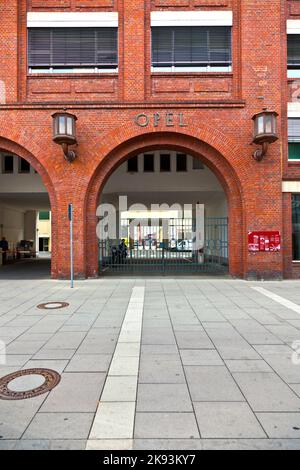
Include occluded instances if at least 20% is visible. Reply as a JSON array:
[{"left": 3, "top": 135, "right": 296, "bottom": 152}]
[
  {"left": 122, "top": 0, "right": 146, "bottom": 101},
  {"left": 51, "top": 187, "right": 87, "bottom": 280},
  {"left": 0, "top": 0, "right": 19, "bottom": 103},
  {"left": 241, "top": 0, "right": 283, "bottom": 280}
]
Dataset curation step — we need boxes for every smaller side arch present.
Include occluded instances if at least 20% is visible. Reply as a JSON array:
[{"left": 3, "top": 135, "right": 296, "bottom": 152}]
[{"left": 0, "top": 136, "right": 58, "bottom": 277}]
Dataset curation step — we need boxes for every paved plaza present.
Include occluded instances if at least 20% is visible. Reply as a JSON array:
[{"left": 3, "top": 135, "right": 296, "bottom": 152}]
[{"left": 1, "top": 270, "right": 300, "bottom": 449}]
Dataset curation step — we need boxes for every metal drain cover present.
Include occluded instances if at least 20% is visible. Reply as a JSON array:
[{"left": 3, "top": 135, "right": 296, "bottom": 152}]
[
  {"left": 0, "top": 368, "right": 61, "bottom": 400},
  {"left": 37, "top": 302, "right": 69, "bottom": 310}
]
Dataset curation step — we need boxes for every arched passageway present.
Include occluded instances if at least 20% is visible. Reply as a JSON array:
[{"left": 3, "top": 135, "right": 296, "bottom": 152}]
[
  {"left": 0, "top": 137, "right": 57, "bottom": 279},
  {"left": 85, "top": 132, "right": 244, "bottom": 278}
]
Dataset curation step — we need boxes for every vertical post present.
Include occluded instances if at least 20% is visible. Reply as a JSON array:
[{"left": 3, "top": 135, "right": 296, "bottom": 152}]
[{"left": 68, "top": 203, "right": 74, "bottom": 289}]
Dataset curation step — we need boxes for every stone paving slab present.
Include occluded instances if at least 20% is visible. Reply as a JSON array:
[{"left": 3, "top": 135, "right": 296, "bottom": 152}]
[
  {"left": 137, "top": 384, "right": 193, "bottom": 412},
  {"left": 194, "top": 402, "right": 266, "bottom": 438},
  {"left": 185, "top": 366, "right": 245, "bottom": 402},
  {"left": 65, "top": 353, "right": 112, "bottom": 372},
  {"left": 23, "top": 413, "right": 94, "bottom": 439},
  {"left": 256, "top": 413, "right": 300, "bottom": 438},
  {"left": 40, "top": 372, "right": 105, "bottom": 412},
  {"left": 233, "top": 372, "right": 300, "bottom": 412},
  {"left": 134, "top": 413, "right": 200, "bottom": 439}
]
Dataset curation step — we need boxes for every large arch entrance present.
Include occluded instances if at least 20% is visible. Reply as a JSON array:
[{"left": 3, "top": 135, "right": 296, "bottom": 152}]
[
  {"left": 0, "top": 138, "right": 56, "bottom": 279},
  {"left": 85, "top": 132, "right": 244, "bottom": 278},
  {"left": 98, "top": 149, "right": 228, "bottom": 274}
]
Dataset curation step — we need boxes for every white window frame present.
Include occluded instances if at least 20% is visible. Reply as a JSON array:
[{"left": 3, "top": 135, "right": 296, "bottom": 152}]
[{"left": 27, "top": 13, "right": 119, "bottom": 75}]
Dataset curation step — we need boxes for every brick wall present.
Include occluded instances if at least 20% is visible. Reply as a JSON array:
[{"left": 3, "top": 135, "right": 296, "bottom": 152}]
[{"left": 0, "top": 0, "right": 294, "bottom": 279}]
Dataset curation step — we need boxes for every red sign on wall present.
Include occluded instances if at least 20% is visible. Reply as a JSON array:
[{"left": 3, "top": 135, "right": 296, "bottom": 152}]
[{"left": 248, "top": 231, "right": 281, "bottom": 252}]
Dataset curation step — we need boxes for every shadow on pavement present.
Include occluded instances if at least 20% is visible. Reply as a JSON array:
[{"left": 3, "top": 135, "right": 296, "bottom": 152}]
[{"left": 0, "top": 259, "right": 51, "bottom": 280}]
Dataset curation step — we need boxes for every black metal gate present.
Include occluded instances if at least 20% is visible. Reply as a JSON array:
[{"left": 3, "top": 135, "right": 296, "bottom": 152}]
[{"left": 98, "top": 217, "right": 228, "bottom": 274}]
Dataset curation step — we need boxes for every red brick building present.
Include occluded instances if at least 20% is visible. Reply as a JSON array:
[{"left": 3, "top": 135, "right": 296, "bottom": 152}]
[{"left": 0, "top": 0, "right": 299, "bottom": 280}]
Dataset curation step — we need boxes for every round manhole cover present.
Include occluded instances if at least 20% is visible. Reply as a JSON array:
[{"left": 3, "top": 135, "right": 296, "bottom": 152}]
[
  {"left": 0, "top": 368, "right": 61, "bottom": 400},
  {"left": 37, "top": 302, "right": 69, "bottom": 310}
]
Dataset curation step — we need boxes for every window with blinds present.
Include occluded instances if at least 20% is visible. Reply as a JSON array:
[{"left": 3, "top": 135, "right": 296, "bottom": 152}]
[
  {"left": 151, "top": 26, "right": 232, "bottom": 72},
  {"left": 288, "top": 35, "right": 300, "bottom": 68},
  {"left": 28, "top": 27, "right": 118, "bottom": 73},
  {"left": 288, "top": 118, "right": 300, "bottom": 160},
  {"left": 288, "top": 35, "right": 300, "bottom": 78}
]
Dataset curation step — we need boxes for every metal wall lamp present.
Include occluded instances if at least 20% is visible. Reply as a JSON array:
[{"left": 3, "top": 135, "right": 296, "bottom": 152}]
[
  {"left": 52, "top": 112, "right": 78, "bottom": 163},
  {"left": 252, "top": 110, "right": 279, "bottom": 162}
]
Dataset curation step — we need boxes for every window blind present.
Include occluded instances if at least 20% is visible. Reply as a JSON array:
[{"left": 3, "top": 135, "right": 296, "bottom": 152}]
[
  {"left": 152, "top": 26, "right": 231, "bottom": 67},
  {"left": 28, "top": 27, "right": 118, "bottom": 68},
  {"left": 288, "top": 118, "right": 300, "bottom": 142}
]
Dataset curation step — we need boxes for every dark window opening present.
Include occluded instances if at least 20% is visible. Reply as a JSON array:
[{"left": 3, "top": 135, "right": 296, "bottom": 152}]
[
  {"left": 2, "top": 155, "right": 14, "bottom": 174},
  {"left": 292, "top": 194, "right": 300, "bottom": 261},
  {"left": 288, "top": 35, "right": 300, "bottom": 69},
  {"left": 152, "top": 26, "right": 232, "bottom": 69},
  {"left": 176, "top": 154, "right": 187, "bottom": 172},
  {"left": 193, "top": 157, "right": 204, "bottom": 169},
  {"left": 160, "top": 154, "right": 171, "bottom": 172},
  {"left": 144, "top": 154, "right": 154, "bottom": 172},
  {"left": 19, "top": 158, "right": 30, "bottom": 173},
  {"left": 127, "top": 156, "right": 138, "bottom": 173}
]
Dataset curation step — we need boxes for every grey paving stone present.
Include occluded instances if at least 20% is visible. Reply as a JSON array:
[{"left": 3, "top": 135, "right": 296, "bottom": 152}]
[
  {"left": 6, "top": 341, "right": 46, "bottom": 355},
  {"left": 33, "top": 349, "right": 76, "bottom": 360},
  {"left": 133, "top": 439, "right": 203, "bottom": 450},
  {"left": 185, "top": 366, "right": 244, "bottom": 402},
  {"left": 17, "top": 333, "right": 54, "bottom": 342},
  {"left": 134, "top": 413, "right": 199, "bottom": 439},
  {"left": 11, "top": 439, "right": 87, "bottom": 450},
  {"left": 291, "top": 384, "right": 300, "bottom": 397},
  {"left": 139, "top": 355, "right": 185, "bottom": 384},
  {"left": 0, "top": 440, "right": 17, "bottom": 450},
  {"left": 40, "top": 372, "right": 105, "bottom": 412},
  {"left": 266, "top": 325, "right": 300, "bottom": 342},
  {"left": 0, "top": 395, "right": 47, "bottom": 439},
  {"left": 201, "top": 439, "right": 300, "bottom": 450},
  {"left": 65, "top": 353, "right": 112, "bottom": 372},
  {"left": 137, "top": 384, "right": 193, "bottom": 412},
  {"left": 256, "top": 413, "right": 300, "bottom": 438},
  {"left": 77, "top": 333, "right": 118, "bottom": 354},
  {"left": 0, "top": 354, "right": 31, "bottom": 367},
  {"left": 194, "top": 402, "right": 266, "bottom": 438},
  {"left": 229, "top": 320, "right": 283, "bottom": 345},
  {"left": 225, "top": 360, "right": 272, "bottom": 373},
  {"left": 142, "top": 328, "right": 176, "bottom": 345},
  {"left": 45, "top": 332, "right": 87, "bottom": 350},
  {"left": 180, "top": 349, "right": 223, "bottom": 366},
  {"left": 253, "top": 344, "right": 293, "bottom": 356},
  {"left": 204, "top": 336, "right": 260, "bottom": 360},
  {"left": 141, "top": 344, "right": 178, "bottom": 355},
  {"left": 193, "top": 309, "right": 226, "bottom": 322},
  {"left": 175, "top": 331, "right": 214, "bottom": 349},
  {"left": 23, "top": 413, "right": 94, "bottom": 439},
  {"left": 23, "top": 360, "right": 68, "bottom": 374},
  {"left": 233, "top": 372, "right": 300, "bottom": 412},
  {"left": 258, "top": 353, "right": 300, "bottom": 384}
]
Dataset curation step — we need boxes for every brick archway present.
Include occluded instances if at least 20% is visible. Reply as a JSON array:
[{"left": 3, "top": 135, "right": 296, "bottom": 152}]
[
  {"left": 0, "top": 136, "right": 58, "bottom": 277},
  {"left": 85, "top": 130, "right": 245, "bottom": 278}
]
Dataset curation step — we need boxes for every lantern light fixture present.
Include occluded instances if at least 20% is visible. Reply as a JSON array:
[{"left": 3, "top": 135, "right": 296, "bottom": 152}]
[
  {"left": 52, "top": 112, "right": 78, "bottom": 163},
  {"left": 252, "top": 110, "right": 279, "bottom": 161}
]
